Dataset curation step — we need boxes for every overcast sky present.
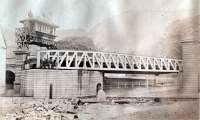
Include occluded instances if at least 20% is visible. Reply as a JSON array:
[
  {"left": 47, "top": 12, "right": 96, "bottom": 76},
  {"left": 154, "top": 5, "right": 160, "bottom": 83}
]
[
  {"left": 0, "top": 0, "right": 199, "bottom": 29},
  {"left": 1, "top": 0, "right": 200, "bottom": 58}
]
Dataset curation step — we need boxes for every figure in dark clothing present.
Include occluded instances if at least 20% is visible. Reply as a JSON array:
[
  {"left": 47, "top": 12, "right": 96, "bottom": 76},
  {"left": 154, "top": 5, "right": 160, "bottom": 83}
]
[
  {"left": 73, "top": 115, "right": 79, "bottom": 120},
  {"left": 40, "top": 57, "right": 58, "bottom": 69},
  {"left": 52, "top": 59, "right": 56, "bottom": 69},
  {"left": 77, "top": 99, "right": 84, "bottom": 105},
  {"left": 43, "top": 58, "right": 47, "bottom": 69},
  {"left": 40, "top": 59, "right": 44, "bottom": 68},
  {"left": 49, "top": 57, "right": 53, "bottom": 69}
]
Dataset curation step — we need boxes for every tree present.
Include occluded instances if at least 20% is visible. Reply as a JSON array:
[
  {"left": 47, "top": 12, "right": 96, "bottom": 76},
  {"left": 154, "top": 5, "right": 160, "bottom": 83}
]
[{"left": 56, "top": 36, "right": 96, "bottom": 51}]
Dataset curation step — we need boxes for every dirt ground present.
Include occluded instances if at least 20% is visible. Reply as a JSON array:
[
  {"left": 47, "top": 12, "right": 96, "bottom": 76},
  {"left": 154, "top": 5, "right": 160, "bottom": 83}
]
[{"left": 0, "top": 97, "right": 199, "bottom": 120}]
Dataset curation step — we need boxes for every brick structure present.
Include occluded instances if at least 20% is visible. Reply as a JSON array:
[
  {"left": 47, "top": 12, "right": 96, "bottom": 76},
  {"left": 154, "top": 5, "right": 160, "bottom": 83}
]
[
  {"left": 13, "top": 51, "right": 30, "bottom": 93},
  {"left": 0, "top": 28, "right": 6, "bottom": 94},
  {"left": 181, "top": 40, "right": 200, "bottom": 97},
  {"left": 20, "top": 69, "right": 103, "bottom": 98}
]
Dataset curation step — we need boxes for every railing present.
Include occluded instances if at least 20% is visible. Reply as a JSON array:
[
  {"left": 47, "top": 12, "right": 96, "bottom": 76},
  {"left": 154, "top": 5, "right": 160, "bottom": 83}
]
[{"left": 36, "top": 50, "right": 183, "bottom": 73}]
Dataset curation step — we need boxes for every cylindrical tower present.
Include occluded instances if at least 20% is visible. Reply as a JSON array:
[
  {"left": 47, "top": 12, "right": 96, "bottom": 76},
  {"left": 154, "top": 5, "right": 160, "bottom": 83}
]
[{"left": 181, "top": 39, "right": 200, "bottom": 97}]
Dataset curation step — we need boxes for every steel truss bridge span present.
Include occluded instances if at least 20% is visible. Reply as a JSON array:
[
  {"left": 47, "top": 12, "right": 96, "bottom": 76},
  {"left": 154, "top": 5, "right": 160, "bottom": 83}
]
[{"left": 36, "top": 50, "right": 182, "bottom": 73}]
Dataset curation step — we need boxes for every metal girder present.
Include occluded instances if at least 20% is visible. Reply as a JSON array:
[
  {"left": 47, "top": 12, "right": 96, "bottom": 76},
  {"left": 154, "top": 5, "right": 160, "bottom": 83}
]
[
  {"left": 15, "top": 27, "right": 57, "bottom": 50},
  {"left": 15, "top": 27, "right": 30, "bottom": 50},
  {"left": 37, "top": 50, "right": 183, "bottom": 73}
]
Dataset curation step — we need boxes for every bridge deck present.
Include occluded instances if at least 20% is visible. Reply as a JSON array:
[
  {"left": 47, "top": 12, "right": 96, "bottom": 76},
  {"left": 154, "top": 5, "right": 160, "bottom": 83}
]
[{"left": 36, "top": 50, "right": 182, "bottom": 73}]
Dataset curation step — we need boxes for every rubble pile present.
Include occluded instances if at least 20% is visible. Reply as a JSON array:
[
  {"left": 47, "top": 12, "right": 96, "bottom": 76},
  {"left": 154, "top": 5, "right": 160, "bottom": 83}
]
[
  {"left": 0, "top": 97, "right": 196, "bottom": 120},
  {"left": 1, "top": 99, "right": 84, "bottom": 120}
]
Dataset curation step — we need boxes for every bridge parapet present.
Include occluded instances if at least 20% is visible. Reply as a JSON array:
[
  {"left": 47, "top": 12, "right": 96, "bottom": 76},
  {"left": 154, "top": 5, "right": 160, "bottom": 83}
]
[{"left": 36, "top": 50, "right": 183, "bottom": 73}]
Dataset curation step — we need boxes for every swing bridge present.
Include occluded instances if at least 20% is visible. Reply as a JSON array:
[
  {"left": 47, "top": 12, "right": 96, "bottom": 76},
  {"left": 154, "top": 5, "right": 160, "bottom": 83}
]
[{"left": 36, "top": 50, "right": 183, "bottom": 74}]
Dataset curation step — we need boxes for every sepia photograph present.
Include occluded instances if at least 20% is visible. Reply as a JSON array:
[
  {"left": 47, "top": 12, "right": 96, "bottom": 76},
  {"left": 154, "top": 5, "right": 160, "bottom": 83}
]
[{"left": 0, "top": 0, "right": 199, "bottom": 120}]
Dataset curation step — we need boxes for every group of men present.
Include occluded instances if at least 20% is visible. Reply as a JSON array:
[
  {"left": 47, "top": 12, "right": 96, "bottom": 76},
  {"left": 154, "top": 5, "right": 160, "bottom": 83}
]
[{"left": 40, "top": 57, "right": 57, "bottom": 69}]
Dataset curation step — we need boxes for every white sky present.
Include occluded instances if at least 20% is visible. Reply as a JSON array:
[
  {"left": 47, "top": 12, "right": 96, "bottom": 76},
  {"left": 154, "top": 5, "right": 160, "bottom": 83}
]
[
  {"left": 0, "top": 0, "right": 199, "bottom": 29},
  {"left": 0, "top": 0, "right": 200, "bottom": 58}
]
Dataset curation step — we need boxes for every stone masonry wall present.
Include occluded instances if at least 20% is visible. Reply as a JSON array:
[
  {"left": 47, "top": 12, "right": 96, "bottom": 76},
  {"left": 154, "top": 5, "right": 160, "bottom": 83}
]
[
  {"left": 79, "top": 70, "right": 103, "bottom": 97},
  {"left": 181, "top": 41, "right": 200, "bottom": 96},
  {"left": 20, "top": 69, "right": 103, "bottom": 98}
]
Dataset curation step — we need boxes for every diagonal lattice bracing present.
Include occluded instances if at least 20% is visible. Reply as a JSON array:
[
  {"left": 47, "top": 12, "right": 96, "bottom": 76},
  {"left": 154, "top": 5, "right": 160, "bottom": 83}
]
[{"left": 37, "top": 50, "right": 182, "bottom": 73}]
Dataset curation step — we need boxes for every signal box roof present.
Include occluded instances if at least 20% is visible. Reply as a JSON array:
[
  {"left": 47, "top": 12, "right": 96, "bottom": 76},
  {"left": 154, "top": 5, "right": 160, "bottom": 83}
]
[{"left": 20, "top": 13, "right": 59, "bottom": 28}]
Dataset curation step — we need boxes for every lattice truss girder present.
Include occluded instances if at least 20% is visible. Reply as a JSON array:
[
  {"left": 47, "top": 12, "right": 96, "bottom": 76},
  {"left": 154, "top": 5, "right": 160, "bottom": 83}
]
[
  {"left": 15, "top": 27, "right": 57, "bottom": 50},
  {"left": 37, "top": 50, "right": 183, "bottom": 73},
  {"left": 15, "top": 27, "right": 30, "bottom": 50}
]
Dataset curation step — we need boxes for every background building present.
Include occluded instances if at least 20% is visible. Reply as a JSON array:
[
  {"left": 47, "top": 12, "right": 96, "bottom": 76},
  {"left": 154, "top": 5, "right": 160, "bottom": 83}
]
[{"left": 0, "top": 27, "right": 6, "bottom": 94}]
